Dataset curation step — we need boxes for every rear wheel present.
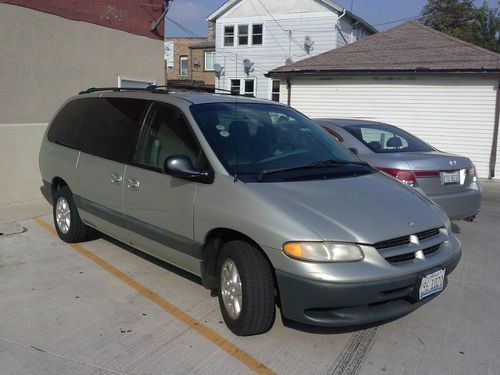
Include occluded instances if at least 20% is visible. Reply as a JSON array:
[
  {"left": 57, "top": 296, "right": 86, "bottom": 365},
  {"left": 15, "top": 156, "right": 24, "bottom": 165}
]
[
  {"left": 53, "top": 186, "right": 89, "bottom": 243},
  {"left": 217, "top": 240, "right": 275, "bottom": 336}
]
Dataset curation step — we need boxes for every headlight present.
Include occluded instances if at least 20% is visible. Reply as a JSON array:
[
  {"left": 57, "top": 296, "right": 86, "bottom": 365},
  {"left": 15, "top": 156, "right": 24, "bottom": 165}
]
[{"left": 282, "top": 242, "right": 364, "bottom": 262}]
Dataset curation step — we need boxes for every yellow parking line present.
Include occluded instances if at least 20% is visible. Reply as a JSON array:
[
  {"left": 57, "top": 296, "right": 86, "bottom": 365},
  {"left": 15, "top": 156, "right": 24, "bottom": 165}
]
[{"left": 33, "top": 217, "right": 276, "bottom": 375}]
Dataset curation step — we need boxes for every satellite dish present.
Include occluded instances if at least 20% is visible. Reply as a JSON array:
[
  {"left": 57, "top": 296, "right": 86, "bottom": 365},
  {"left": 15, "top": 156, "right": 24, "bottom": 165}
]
[
  {"left": 304, "top": 36, "right": 315, "bottom": 54},
  {"left": 214, "top": 63, "right": 225, "bottom": 79},
  {"left": 193, "top": 57, "right": 200, "bottom": 67},
  {"left": 243, "top": 59, "right": 254, "bottom": 76},
  {"left": 285, "top": 57, "right": 293, "bottom": 65}
]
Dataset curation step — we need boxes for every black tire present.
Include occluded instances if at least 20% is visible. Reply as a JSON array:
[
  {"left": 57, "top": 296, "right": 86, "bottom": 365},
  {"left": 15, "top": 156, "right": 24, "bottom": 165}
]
[
  {"left": 53, "top": 186, "right": 89, "bottom": 243},
  {"left": 217, "top": 240, "right": 275, "bottom": 336}
]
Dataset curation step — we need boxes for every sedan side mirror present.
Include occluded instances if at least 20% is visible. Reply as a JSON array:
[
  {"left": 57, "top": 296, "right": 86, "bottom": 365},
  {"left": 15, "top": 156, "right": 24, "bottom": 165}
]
[
  {"left": 349, "top": 148, "right": 359, "bottom": 157},
  {"left": 163, "top": 155, "right": 212, "bottom": 183}
]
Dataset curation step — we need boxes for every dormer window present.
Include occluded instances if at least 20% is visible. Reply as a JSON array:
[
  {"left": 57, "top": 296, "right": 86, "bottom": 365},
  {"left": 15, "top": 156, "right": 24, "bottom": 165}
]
[{"left": 238, "top": 25, "right": 249, "bottom": 46}]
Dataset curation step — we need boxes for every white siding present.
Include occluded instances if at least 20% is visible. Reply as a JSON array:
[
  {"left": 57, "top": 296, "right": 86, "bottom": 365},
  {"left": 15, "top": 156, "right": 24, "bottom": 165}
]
[
  {"left": 286, "top": 77, "right": 499, "bottom": 179},
  {"left": 213, "top": 0, "right": 373, "bottom": 100}
]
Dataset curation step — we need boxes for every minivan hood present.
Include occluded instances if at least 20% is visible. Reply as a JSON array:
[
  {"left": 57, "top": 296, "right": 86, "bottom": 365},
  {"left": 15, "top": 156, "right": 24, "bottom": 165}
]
[{"left": 248, "top": 173, "right": 445, "bottom": 245}]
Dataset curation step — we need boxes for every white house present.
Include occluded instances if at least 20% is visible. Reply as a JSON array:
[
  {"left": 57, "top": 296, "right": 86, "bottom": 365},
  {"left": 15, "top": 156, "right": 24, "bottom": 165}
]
[
  {"left": 268, "top": 21, "right": 500, "bottom": 179},
  {"left": 207, "top": 0, "right": 376, "bottom": 101}
]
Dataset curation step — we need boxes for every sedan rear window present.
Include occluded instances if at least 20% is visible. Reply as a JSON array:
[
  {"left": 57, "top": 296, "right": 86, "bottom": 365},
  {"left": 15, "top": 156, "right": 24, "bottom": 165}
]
[{"left": 345, "top": 124, "right": 434, "bottom": 153}]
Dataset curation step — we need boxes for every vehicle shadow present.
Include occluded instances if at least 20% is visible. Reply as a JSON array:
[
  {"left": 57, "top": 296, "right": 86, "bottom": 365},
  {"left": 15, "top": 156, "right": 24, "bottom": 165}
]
[{"left": 451, "top": 222, "right": 461, "bottom": 234}]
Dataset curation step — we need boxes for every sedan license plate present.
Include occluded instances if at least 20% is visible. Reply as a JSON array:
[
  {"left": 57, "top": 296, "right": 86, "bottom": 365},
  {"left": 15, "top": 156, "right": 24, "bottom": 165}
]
[
  {"left": 419, "top": 269, "right": 445, "bottom": 300},
  {"left": 441, "top": 170, "right": 460, "bottom": 185}
]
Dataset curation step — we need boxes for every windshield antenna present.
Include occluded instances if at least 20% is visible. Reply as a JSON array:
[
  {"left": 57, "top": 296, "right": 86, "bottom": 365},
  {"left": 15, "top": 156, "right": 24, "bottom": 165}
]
[{"left": 233, "top": 170, "right": 238, "bottom": 183}]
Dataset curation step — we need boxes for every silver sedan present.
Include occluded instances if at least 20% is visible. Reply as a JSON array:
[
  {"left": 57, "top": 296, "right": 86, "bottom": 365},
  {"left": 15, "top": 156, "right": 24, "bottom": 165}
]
[{"left": 317, "top": 119, "right": 482, "bottom": 221}]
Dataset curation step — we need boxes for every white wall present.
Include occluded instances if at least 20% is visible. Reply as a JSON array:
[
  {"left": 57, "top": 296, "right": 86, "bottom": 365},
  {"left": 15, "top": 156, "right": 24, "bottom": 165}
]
[
  {"left": 284, "top": 76, "right": 499, "bottom": 179},
  {"left": 214, "top": 0, "right": 372, "bottom": 100}
]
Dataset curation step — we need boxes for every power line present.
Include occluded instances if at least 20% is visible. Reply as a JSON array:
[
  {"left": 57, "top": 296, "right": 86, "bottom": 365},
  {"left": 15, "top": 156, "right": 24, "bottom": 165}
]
[
  {"left": 373, "top": 15, "right": 425, "bottom": 27},
  {"left": 255, "top": 0, "right": 304, "bottom": 51}
]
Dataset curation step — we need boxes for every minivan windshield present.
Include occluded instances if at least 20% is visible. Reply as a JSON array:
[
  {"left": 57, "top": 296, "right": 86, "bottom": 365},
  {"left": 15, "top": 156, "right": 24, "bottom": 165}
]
[
  {"left": 344, "top": 123, "right": 435, "bottom": 154},
  {"left": 190, "top": 102, "right": 374, "bottom": 182}
]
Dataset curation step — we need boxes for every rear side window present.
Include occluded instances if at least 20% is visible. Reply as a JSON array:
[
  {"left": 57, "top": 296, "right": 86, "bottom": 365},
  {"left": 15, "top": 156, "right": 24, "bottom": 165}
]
[
  {"left": 47, "top": 98, "right": 94, "bottom": 149},
  {"left": 80, "top": 98, "right": 150, "bottom": 163}
]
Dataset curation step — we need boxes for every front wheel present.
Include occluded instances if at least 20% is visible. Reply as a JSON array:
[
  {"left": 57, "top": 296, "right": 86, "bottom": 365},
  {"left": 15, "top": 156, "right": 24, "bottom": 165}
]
[{"left": 217, "top": 241, "right": 276, "bottom": 336}]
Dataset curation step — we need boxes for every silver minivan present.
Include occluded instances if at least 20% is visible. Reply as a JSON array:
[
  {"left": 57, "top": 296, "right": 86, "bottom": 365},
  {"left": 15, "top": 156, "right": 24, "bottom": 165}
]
[{"left": 39, "top": 88, "right": 462, "bottom": 336}]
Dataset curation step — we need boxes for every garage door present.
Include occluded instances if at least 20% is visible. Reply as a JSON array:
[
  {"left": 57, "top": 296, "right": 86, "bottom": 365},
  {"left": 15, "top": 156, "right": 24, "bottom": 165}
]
[{"left": 285, "top": 77, "right": 499, "bottom": 179}]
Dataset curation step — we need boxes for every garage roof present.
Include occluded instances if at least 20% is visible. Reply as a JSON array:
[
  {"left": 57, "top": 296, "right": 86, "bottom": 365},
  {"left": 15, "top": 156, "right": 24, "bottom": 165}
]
[{"left": 268, "top": 21, "right": 500, "bottom": 77}]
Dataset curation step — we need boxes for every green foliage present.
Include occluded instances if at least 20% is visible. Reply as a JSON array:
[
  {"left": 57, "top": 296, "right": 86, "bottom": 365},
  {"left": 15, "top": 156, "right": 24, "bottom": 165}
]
[{"left": 421, "top": 0, "right": 500, "bottom": 52}]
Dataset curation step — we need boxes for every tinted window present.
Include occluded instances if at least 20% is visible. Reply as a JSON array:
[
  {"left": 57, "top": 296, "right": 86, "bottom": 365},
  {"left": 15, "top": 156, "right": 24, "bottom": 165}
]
[
  {"left": 80, "top": 98, "right": 149, "bottom": 163},
  {"left": 190, "top": 103, "right": 365, "bottom": 182},
  {"left": 135, "top": 103, "right": 201, "bottom": 170},
  {"left": 47, "top": 98, "right": 94, "bottom": 149},
  {"left": 345, "top": 124, "right": 434, "bottom": 153}
]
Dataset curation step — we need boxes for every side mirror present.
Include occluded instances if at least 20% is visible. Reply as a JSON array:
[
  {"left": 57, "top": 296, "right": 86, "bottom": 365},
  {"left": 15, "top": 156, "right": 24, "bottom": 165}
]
[
  {"left": 163, "top": 155, "right": 212, "bottom": 183},
  {"left": 349, "top": 147, "right": 359, "bottom": 157}
]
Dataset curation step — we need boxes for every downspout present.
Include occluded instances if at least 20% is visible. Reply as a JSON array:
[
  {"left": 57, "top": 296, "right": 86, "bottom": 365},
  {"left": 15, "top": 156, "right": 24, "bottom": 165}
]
[
  {"left": 335, "top": 9, "right": 349, "bottom": 45},
  {"left": 489, "top": 80, "right": 500, "bottom": 179},
  {"left": 287, "top": 78, "right": 292, "bottom": 107}
]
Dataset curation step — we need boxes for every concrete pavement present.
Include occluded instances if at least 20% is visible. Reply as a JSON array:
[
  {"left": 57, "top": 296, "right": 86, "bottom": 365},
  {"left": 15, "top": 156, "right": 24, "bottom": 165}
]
[{"left": 0, "top": 182, "right": 499, "bottom": 374}]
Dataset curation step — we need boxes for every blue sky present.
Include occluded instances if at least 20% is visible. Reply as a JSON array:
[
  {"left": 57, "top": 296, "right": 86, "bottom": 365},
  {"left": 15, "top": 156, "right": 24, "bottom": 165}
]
[{"left": 165, "top": 0, "right": 497, "bottom": 37}]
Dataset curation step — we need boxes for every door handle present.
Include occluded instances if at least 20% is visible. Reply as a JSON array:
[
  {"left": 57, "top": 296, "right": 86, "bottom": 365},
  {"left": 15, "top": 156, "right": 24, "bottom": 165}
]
[
  {"left": 126, "top": 178, "right": 140, "bottom": 191},
  {"left": 110, "top": 173, "right": 123, "bottom": 185}
]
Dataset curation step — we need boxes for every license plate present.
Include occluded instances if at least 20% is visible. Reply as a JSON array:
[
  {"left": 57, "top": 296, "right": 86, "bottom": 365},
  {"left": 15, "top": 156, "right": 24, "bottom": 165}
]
[
  {"left": 419, "top": 269, "right": 445, "bottom": 300},
  {"left": 441, "top": 171, "right": 460, "bottom": 185}
]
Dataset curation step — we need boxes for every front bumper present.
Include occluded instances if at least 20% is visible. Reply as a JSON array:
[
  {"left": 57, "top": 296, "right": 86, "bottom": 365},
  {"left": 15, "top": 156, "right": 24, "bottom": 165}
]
[
  {"left": 427, "top": 186, "right": 482, "bottom": 221},
  {"left": 276, "top": 250, "right": 461, "bottom": 327}
]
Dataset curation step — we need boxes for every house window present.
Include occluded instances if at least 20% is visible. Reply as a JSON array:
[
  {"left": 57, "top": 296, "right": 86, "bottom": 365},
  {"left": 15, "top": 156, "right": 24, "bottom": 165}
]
[
  {"left": 271, "top": 80, "right": 280, "bottom": 102},
  {"left": 179, "top": 56, "right": 188, "bottom": 76},
  {"left": 230, "top": 79, "right": 256, "bottom": 97},
  {"left": 238, "top": 25, "right": 249, "bottom": 46},
  {"left": 230, "top": 79, "right": 241, "bottom": 95},
  {"left": 243, "top": 79, "right": 255, "bottom": 96},
  {"left": 252, "top": 24, "right": 263, "bottom": 45},
  {"left": 224, "top": 26, "right": 234, "bottom": 46},
  {"left": 204, "top": 51, "right": 215, "bottom": 71}
]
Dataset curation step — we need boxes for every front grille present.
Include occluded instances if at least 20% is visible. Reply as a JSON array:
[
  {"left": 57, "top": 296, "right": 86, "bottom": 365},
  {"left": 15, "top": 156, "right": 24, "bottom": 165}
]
[
  {"left": 386, "top": 252, "right": 416, "bottom": 264},
  {"left": 374, "top": 227, "right": 441, "bottom": 250},
  {"left": 423, "top": 244, "right": 440, "bottom": 257},
  {"left": 385, "top": 243, "right": 443, "bottom": 265},
  {"left": 374, "top": 235, "right": 410, "bottom": 250},
  {"left": 418, "top": 228, "right": 440, "bottom": 242}
]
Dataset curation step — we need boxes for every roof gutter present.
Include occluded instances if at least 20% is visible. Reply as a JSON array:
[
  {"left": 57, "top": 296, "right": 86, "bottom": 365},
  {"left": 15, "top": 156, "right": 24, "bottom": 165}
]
[
  {"left": 266, "top": 70, "right": 500, "bottom": 79},
  {"left": 490, "top": 80, "right": 500, "bottom": 178}
]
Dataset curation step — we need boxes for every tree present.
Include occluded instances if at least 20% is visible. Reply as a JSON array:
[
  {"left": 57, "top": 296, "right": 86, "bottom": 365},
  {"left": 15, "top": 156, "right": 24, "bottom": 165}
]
[
  {"left": 473, "top": 1, "right": 500, "bottom": 52},
  {"left": 421, "top": 0, "right": 500, "bottom": 52}
]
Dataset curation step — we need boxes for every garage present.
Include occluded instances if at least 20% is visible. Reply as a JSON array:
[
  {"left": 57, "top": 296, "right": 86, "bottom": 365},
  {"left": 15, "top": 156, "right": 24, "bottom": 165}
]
[{"left": 268, "top": 21, "right": 500, "bottom": 179}]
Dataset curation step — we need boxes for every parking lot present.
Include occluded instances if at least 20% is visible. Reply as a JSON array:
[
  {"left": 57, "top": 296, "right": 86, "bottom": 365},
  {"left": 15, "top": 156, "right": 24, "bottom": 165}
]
[{"left": 0, "top": 181, "right": 499, "bottom": 375}]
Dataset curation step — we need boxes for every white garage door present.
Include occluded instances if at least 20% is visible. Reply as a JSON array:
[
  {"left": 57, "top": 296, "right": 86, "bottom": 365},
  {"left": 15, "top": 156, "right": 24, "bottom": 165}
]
[{"left": 285, "top": 77, "right": 499, "bottom": 179}]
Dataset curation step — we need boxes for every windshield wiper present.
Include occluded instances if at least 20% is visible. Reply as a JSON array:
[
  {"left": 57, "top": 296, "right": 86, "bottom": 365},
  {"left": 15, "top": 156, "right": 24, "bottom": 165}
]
[{"left": 257, "top": 159, "right": 370, "bottom": 181}]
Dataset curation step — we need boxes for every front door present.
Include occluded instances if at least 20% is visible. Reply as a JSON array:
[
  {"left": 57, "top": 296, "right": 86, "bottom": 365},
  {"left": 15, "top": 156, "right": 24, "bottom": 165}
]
[{"left": 123, "top": 102, "right": 204, "bottom": 274}]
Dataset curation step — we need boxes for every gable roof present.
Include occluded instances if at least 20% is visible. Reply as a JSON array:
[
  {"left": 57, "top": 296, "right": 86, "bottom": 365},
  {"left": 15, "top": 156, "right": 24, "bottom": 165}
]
[
  {"left": 268, "top": 21, "right": 500, "bottom": 77},
  {"left": 207, "top": 0, "right": 377, "bottom": 34}
]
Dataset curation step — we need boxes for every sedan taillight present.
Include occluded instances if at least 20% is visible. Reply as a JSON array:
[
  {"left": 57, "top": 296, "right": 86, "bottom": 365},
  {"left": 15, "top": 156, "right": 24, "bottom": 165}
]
[
  {"left": 379, "top": 168, "right": 418, "bottom": 187},
  {"left": 378, "top": 168, "right": 440, "bottom": 187}
]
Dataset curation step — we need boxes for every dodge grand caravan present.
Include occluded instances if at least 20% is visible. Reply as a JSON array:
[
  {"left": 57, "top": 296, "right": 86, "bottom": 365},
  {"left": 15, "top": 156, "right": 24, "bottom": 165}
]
[{"left": 39, "top": 87, "right": 462, "bottom": 336}]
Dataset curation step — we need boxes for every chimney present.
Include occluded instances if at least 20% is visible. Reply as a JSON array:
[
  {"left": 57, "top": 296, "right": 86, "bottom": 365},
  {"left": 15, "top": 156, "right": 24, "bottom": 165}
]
[{"left": 208, "top": 20, "right": 216, "bottom": 43}]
